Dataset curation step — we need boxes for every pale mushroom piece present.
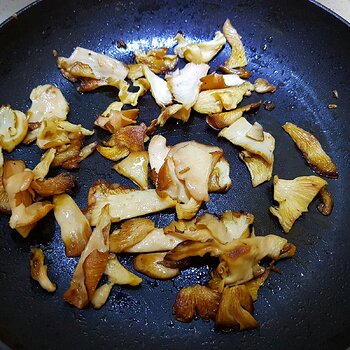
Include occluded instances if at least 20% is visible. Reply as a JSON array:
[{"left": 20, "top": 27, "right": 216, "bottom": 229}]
[
  {"left": 222, "top": 18, "right": 248, "bottom": 69},
  {"left": 175, "top": 198, "right": 202, "bottom": 220},
  {"left": 219, "top": 211, "right": 254, "bottom": 240},
  {"left": 148, "top": 134, "right": 170, "bottom": 174},
  {"left": 166, "top": 62, "right": 210, "bottom": 108},
  {"left": 27, "top": 84, "right": 69, "bottom": 123},
  {"left": 127, "top": 63, "right": 144, "bottom": 81},
  {"left": 0, "top": 105, "right": 28, "bottom": 152},
  {"left": 253, "top": 78, "right": 276, "bottom": 94},
  {"left": 57, "top": 47, "right": 128, "bottom": 91},
  {"left": 200, "top": 72, "right": 246, "bottom": 91},
  {"left": 109, "top": 217, "right": 155, "bottom": 253},
  {"left": 30, "top": 248, "right": 56, "bottom": 293},
  {"left": 143, "top": 65, "right": 172, "bottom": 107},
  {"left": 133, "top": 252, "right": 180, "bottom": 279},
  {"left": 112, "top": 151, "right": 149, "bottom": 190},
  {"left": 206, "top": 101, "right": 261, "bottom": 130},
  {"left": 239, "top": 150, "right": 273, "bottom": 187},
  {"left": 269, "top": 175, "right": 328, "bottom": 233},
  {"left": 174, "top": 31, "right": 226, "bottom": 64},
  {"left": 95, "top": 101, "right": 138, "bottom": 133},
  {"left": 168, "top": 141, "right": 223, "bottom": 202},
  {"left": 219, "top": 117, "right": 275, "bottom": 164},
  {"left": 208, "top": 157, "right": 232, "bottom": 193},
  {"left": 85, "top": 186, "right": 177, "bottom": 226},
  {"left": 32, "top": 148, "right": 57, "bottom": 180},
  {"left": 117, "top": 78, "right": 150, "bottom": 107},
  {"left": 193, "top": 82, "right": 254, "bottom": 114},
  {"left": 53, "top": 194, "right": 92, "bottom": 257},
  {"left": 91, "top": 254, "right": 142, "bottom": 309},
  {"left": 125, "top": 228, "right": 183, "bottom": 253}
]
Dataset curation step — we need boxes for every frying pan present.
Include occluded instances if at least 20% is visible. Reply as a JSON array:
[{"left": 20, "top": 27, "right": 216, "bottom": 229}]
[{"left": 0, "top": 0, "right": 349, "bottom": 349}]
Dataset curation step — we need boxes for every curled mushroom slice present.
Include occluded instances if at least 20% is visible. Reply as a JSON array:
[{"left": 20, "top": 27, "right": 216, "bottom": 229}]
[
  {"left": 97, "top": 123, "right": 147, "bottom": 162},
  {"left": 112, "top": 151, "right": 149, "bottom": 190},
  {"left": 246, "top": 122, "right": 264, "bottom": 141},
  {"left": 64, "top": 205, "right": 110, "bottom": 309},
  {"left": 31, "top": 173, "right": 75, "bottom": 197},
  {"left": 51, "top": 132, "right": 96, "bottom": 170},
  {"left": 317, "top": 186, "right": 334, "bottom": 216},
  {"left": 282, "top": 122, "right": 338, "bottom": 178},
  {"left": 222, "top": 19, "right": 247, "bottom": 69},
  {"left": 0, "top": 105, "right": 28, "bottom": 152},
  {"left": 193, "top": 82, "right": 254, "bottom": 114},
  {"left": 143, "top": 65, "right": 172, "bottom": 107},
  {"left": 27, "top": 84, "right": 69, "bottom": 123},
  {"left": 91, "top": 254, "right": 142, "bottom": 309},
  {"left": 30, "top": 248, "right": 56, "bottom": 293},
  {"left": 200, "top": 73, "right": 246, "bottom": 91},
  {"left": 135, "top": 47, "right": 178, "bottom": 74},
  {"left": 269, "top": 175, "right": 328, "bottom": 233},
  {"left": 253, "top": 78, "right": 276, "bottom": 94},
  {"left": 36, "top": 119, "right": 93, "bottom": 150},
  {"left": 57, "top": 47, "right": 128, "bottom": 91},
  {"left": 32, "top": 148, "right": 57, "bottom": 180},
  {"left": 219, "top": 65, "right": 252, "bottom": 79},
  {"left": 166, "top": 62, "right": 210, "bottom": 108},
  {"left": 53, "top": 194, "right": 91, "bottom": 257},
  {"left": 174, "top": 31, "right": 226, "bottom": 64},
  {"left": 127, "top": 63, "right": 144, "bottom": 81},
  {"left": 109, "top": 218, "right": 155, "bottom": 253},
  {"left": 239, "top": 150, "right": 273, "bottom": 187},
  {"left": 84, "top": 180, "right": 176, "bottom": 226},
  {"left": 155, "top": 104, "right": 191, "bottom": 127},
  {"left": 208, "top": 157, "right": 232, "bottom": 193},
  {"left": 215, "top": 285, "right": 258, "bottom": 331},
  {"left": 117, "top": 78, "right": 150, "bottom": 106},
  {"left": 206, "top": 101, "right": 261, "bottom": 130},
  {"left": 133, "top": 252, "right": 180, "bottom": 279},
  {"left": 219, "top": 117, "right": 275, "bottom": 165},
  {"left": 173, "top": 285, "right": 221, "bottom": 322},
  {"left": 95, "top": 102, "right": 138, "bottom": 133},
  {"left": 148, "top": 135, "right": 170, "bottom": 175},
  {"left": 125, "top": 228, "right": 183, "bottom": 253}
]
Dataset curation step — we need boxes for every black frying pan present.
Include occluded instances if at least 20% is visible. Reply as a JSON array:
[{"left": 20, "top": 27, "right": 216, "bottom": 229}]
[{"left": 0, "top": 0, "right": 349, "bottom": 349}]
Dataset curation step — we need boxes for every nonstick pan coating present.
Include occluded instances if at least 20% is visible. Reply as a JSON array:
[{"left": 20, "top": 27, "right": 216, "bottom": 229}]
[{"left": 0, "top": 0, "right": 349, "bottom": 349}]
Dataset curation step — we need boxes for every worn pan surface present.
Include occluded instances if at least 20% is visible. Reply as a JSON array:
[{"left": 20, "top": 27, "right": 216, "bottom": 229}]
[{"left": 0, "top": 0, "right": 349, "bottom": 349}]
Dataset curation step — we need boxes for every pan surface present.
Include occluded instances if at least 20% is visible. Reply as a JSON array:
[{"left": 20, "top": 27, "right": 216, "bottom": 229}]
[{"left": 0, "top": 0, "right": 349, "bottom": 349}]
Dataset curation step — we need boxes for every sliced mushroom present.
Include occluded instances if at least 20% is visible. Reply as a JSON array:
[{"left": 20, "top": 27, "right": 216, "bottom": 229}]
[
  {"left": 0, "top": 105, "right": 28, "bottom": 152},
  {"left": 112, "top": 151, "right": 149, "bottom": 190},
  {"left": 222, "top": 19, "right": 247, "bottom": 69},
  {"left": 133, "top": 252, "right": 180, "bottom": 279},
  {"left": 53, "top": 194, "right": 92, "bottom": 257},
  {"left": 269, "top": 175, "right": 328, "bottom": 232},
  {"left": 174, "top": 31, "right": 226, "bottom": 64},
  {"left": 30, "top": 248, "right": 56, "bottom": 293},
  {"left": 253, "top": 78, "right": 276, "bottom": 94},
  {"left": 283, "top": 122, "right": 338, "bottom": 178},
  {"left": 194, "top": 82, "right": 254, "bottom": 114},
  {"left": 317, "top": 186, "right": 334, "bottom": 216}
]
